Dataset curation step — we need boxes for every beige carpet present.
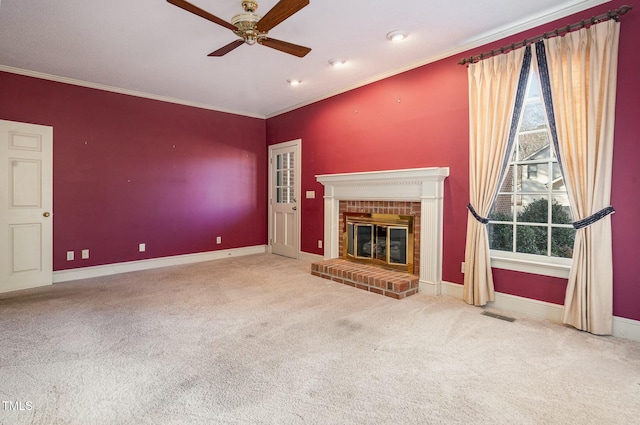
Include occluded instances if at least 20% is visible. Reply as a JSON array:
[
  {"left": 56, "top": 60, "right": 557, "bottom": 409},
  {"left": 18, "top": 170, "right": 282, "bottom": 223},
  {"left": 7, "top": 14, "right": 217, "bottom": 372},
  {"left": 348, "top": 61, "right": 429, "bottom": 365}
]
[{"left": 1, "top": 254, "right": 639, "bottom": 424}]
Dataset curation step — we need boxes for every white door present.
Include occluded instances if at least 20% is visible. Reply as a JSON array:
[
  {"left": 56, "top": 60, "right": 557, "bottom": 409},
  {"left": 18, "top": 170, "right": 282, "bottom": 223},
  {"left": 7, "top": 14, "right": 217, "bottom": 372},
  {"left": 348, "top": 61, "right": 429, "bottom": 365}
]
[
  {"left": 269, "top": 140, "right": 300, "bottom": 258},
  {"left": 0, "top": 120, "right": 53, "bottom": 293}
]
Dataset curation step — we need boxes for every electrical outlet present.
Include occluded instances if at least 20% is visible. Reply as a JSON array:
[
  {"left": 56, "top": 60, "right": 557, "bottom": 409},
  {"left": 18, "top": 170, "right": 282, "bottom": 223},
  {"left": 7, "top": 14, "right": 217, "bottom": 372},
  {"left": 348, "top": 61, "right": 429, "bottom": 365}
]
[
  {"left": 318, "top": 239, "right": 323, "bottom": 249},
  {"left": 139, "top": 243, "right": 146, "bottom": 252},
  {"left": 216, "top": 236, "right": 222, "bottom": 244},
  {"left": 81, "top": 249, "right": 89, "bottom": 259},
  {"left": 66, "top": 251, "right": 74, "bottom": 261}
]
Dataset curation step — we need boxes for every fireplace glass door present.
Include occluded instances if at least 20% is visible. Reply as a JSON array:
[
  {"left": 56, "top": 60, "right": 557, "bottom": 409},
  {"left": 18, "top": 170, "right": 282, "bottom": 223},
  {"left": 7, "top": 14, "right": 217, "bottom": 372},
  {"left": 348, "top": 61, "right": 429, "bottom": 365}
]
[
  {"left": 388, "top": 227, "right": 407, "bottom": 265},
  {"left": 344, "top": 214, "right": 413, "bottom": 273}
]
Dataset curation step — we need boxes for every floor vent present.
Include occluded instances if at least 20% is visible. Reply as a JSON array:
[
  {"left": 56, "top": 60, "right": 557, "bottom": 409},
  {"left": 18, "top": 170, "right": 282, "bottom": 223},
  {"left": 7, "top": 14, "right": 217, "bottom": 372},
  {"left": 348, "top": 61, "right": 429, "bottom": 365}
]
[{"left": 481, "top": 311, "right": 516, "bottom": 322}]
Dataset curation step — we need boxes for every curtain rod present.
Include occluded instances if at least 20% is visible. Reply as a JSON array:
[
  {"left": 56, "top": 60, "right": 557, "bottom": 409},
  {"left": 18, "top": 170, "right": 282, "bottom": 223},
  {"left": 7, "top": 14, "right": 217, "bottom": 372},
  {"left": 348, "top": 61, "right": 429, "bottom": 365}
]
[{"left": 458, "top": 5, "right": 633, "bottom": 65}]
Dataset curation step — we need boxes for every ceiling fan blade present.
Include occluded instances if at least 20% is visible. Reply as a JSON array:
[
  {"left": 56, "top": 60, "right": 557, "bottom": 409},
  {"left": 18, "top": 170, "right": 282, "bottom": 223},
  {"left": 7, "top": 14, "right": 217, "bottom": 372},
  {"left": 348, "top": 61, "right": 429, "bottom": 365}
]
[
  {"left": 259, "top": 37, "right": 311, "bottom": 57},
  {"left": 208, "top": 39, "right": 245, "bottom": 57},
  {"left": 256, "top": 0, "right": 309, "bottom": 33},
  {"left": 167, "top": 0, "right": 237, "bottom": 31}
]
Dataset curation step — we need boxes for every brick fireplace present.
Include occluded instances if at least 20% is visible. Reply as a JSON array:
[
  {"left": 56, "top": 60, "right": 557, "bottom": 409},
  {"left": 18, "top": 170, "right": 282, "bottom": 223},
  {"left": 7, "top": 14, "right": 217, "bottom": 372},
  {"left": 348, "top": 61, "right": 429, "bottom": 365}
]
[{"left": 315, "top": 168, "right": 449, "bottom": 296}]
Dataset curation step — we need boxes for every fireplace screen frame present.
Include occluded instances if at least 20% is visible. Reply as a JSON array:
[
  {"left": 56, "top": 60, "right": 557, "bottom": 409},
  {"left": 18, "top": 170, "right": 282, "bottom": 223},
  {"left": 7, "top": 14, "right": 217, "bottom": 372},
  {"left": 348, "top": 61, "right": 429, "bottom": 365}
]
[{"left": 343, "top": 212, "right": 414, "bottom": 274}]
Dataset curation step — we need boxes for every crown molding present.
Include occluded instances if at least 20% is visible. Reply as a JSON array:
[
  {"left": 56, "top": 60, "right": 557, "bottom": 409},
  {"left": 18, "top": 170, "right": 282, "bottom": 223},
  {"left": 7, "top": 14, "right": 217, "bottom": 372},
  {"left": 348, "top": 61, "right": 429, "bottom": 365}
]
[{"left": 0, "top": 65, "right": 266, "bottom": 120}]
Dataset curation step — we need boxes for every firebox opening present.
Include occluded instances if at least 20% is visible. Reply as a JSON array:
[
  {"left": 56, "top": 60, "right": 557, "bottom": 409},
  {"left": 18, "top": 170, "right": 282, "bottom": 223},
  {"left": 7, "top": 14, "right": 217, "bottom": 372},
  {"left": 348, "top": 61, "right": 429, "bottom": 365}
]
[{"left": 343, "top": 213, "right": 414, "bottom": 274}]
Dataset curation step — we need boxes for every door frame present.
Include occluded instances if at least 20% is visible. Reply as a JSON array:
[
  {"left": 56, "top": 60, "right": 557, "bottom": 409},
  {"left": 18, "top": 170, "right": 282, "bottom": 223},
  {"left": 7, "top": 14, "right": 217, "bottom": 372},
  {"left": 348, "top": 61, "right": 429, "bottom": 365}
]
[{"left": 268, "top": 139, "right": 301, "bottom": 259}]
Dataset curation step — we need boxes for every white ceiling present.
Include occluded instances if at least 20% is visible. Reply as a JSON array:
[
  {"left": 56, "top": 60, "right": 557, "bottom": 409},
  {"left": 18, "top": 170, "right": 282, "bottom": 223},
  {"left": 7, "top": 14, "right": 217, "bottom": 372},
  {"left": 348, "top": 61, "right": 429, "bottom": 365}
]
[{"left": 0, "top": 0, "right": 608, "bottom": 118}]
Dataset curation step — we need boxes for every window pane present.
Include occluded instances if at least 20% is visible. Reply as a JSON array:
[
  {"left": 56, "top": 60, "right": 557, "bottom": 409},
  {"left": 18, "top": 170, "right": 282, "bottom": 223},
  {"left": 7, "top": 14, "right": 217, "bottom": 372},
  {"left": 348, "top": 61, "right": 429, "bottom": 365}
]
[
  {"left": 516, "top": 225, "right": 547, "bottom": 255},
  {"left": 527, "top": 71, "right": 541, "bottom": 99},
  {"left": 551, "top": 163, "right": 564, "bottom": 190},
  {"left": 520, "top": 103, "right": 547, "bottom": 132},
  {"left": 488, "top": 65, "right": 573, "bottom": 263},
  {"left": 517, "top": 131, "right": 550, "bottom": 160},
  {"left": 499, "top": 166, "right": 515, "bottom": 192},
  {"left": 491, "top": 194, "right": 514, "bottom": 221},
  {"left": 516, "top": 196, "right": 548, "bottom": 224},
  {"left": 551, "top": 227, "right": 575, "bottom": 258},
  {"left": 551, "top": 196, "right": 573, "bottom": 224},
  {"left": 517, "top": 163, "right": 549, "bottom": 192},
  {"left": 489, "top": 223, "right": 513, "bottom": 252}
]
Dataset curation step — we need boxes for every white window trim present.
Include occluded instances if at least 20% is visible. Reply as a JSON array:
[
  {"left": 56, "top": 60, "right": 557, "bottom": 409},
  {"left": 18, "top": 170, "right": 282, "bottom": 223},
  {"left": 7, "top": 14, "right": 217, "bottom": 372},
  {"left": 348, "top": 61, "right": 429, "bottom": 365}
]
[{"left": 490, "top": 249, "right": 571, "bottom": 279}]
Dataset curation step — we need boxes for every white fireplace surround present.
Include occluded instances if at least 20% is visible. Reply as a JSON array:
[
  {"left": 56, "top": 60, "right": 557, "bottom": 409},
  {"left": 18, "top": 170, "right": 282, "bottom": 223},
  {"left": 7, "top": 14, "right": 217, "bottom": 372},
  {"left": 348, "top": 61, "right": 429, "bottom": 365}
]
[{"left": 316, "top": 167, "right": 449, "bottom": 295}]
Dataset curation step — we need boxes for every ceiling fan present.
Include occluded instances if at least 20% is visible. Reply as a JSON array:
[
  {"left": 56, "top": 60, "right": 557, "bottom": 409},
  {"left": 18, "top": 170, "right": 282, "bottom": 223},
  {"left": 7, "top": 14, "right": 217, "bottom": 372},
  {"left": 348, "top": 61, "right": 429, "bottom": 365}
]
[{"left": 167, "top": 0, "right": 311, "bottom": 57}]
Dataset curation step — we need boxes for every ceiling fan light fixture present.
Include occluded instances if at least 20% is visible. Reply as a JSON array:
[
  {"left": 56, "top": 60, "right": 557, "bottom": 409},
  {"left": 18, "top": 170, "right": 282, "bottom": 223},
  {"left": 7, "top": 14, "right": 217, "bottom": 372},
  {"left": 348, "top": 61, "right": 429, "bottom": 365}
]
[
  {"left": 386, "top": 30, "right": 407, "bottom": 41},
  {"left": 329, "top": 58, "right": 346, "bottom": 67},
  {"left": 287, "top": 79, "right": 302, "bottom": 86}
]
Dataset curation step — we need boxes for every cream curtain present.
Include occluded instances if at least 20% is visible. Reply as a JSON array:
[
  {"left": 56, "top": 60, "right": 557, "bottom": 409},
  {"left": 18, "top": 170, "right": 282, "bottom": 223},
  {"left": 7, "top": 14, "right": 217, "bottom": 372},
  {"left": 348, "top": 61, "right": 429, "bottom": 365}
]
[
  {"left": 541, "top": 21, "right": 620, "bottom": 335},
  {"left": 463, "top": 48, "right": 527, "bottom": 305}
]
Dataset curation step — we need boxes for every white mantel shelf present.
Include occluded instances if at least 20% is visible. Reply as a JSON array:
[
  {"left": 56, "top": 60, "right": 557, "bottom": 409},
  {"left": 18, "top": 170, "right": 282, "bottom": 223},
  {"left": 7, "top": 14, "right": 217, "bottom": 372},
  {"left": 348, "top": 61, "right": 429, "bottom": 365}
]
[{"left": 316, "top": 167, "right": 449, "bottom": 296}]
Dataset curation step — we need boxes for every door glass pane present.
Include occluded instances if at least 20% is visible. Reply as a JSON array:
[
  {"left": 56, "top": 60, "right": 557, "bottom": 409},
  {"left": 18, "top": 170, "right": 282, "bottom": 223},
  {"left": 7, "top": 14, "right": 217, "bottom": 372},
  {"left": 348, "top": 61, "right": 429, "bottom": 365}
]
[{"left": 275, "top": 151, "right": 295, "bottom": 204}]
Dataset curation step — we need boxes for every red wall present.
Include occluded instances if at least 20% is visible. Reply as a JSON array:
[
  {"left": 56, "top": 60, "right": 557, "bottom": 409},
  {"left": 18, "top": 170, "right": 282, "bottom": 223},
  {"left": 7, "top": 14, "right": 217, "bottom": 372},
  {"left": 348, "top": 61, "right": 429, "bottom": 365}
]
[
  {"left": 0, "top": 73, "right": 267, "bottom": 270},
  {"left": 266, "top": 1, "right": 640, "bottom": 321}
]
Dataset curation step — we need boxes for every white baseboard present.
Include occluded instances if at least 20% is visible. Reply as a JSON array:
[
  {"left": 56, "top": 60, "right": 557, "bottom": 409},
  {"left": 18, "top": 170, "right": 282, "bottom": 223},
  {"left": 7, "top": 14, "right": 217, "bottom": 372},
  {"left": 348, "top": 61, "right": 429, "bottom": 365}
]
[
  {"left": 612, "top": 316, "right": 640, "bottom": 342},
  {"left": 53, "top": 245, "right": 267, "bottom": 283},
  {"left": 419, "top": 281, "right": 441, "bottom": 296},
  {"left": 440, "top": 281, "right": 640, "bottom": 342},
  {"left": 298, "top": 251, "right": 324, "bottom": 263}
]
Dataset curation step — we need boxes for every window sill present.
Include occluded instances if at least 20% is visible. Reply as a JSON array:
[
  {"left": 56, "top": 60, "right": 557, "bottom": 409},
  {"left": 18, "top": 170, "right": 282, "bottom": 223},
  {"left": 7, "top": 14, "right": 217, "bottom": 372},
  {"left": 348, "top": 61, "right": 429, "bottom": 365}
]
[{"left": 490, "top": 251, "right": 571, "bottom": 279}]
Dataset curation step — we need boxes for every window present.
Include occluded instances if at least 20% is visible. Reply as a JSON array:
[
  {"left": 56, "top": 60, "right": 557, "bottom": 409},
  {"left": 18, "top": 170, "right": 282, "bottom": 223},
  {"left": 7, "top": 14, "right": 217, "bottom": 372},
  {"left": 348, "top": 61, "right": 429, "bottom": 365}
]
[{"left": 487, "top": 66, "right": 575, "bottom": 276}]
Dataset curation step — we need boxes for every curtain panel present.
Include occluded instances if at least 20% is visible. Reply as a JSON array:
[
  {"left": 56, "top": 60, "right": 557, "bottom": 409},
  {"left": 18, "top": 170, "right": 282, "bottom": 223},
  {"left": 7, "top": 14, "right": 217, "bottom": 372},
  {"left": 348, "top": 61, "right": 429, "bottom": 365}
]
[
  {"left": 463, "top": 48, "right": 529, "bottom": 305},
  {"left": 539, "top": 21, "right": 620, "bottom": 335}
]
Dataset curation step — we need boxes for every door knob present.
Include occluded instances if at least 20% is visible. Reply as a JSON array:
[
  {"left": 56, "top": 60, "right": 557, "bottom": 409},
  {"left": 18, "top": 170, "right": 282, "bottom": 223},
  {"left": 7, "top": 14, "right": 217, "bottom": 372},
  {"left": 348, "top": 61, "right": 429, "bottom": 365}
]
[
  {"left": 43, "top": 211, "right": 51, "bottom": 217},
  {"left": 292, "top": 206, "right": 297, "bottom": 211}
]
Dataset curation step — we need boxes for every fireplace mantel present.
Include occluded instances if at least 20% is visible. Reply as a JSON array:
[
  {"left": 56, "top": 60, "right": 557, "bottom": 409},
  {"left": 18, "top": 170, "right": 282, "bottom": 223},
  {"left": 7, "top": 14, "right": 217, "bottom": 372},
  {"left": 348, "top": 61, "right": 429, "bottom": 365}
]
[{"left": 316, "top": 167, "right": 449, "bottom": 295}]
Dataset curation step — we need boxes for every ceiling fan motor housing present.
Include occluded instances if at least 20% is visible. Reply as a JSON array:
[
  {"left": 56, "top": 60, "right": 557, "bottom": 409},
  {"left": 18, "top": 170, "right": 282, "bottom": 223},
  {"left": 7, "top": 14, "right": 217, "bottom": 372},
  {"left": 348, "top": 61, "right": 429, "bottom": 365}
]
[{"left": 231, "top": 12, "right": 264, "bottom": 45}]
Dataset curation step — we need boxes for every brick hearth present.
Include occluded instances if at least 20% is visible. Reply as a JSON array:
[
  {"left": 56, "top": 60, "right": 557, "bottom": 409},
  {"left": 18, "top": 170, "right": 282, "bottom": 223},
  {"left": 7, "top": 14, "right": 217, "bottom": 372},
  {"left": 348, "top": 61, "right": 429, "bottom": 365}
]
[{"left": 311, "top": 259, "right": 419, "bottom": 299}]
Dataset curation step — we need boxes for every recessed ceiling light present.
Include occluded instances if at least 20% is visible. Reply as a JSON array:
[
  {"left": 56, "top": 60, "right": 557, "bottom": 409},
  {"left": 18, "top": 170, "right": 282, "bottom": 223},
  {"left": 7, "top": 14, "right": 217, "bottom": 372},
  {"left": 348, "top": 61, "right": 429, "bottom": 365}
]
[
  {"left": 386, "top": 30, "right": 407, "bottom": 41},
  {"left": 329, "top": 58, "right": 346, "bottom": 67},
  {"left": 287, "top": 79, "right": 301, "bottom": 86}
]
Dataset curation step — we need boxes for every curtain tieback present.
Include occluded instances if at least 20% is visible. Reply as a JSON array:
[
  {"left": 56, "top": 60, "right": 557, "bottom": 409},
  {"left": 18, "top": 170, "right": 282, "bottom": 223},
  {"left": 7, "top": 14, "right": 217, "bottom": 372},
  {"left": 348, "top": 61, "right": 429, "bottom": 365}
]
[
  {"left": 467, "top": 203, "right": 489, "bottom": 224},
  {"left": 572, "top": 206, "right": 615, "bottom": 230}
]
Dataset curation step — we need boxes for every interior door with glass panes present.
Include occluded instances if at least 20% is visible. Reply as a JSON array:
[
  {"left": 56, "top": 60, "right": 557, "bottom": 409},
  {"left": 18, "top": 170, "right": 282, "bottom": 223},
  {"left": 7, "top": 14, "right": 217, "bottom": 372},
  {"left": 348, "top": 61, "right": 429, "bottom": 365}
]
[{"left": 269, "top": 141, "right": 300, "bottom": 258}]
